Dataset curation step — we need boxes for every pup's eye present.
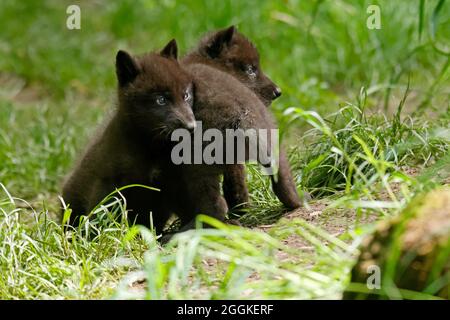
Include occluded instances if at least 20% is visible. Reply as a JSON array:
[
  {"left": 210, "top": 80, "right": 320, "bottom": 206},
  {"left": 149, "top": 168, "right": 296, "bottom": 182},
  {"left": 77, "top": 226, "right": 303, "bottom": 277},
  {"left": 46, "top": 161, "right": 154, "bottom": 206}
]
[
  {"left": 244, "top": 65, "right": 257, "bottom": 78},
  {"left": 183, "top": 90, "right": 192, "bottom": 102},
  {"left": 156, "top": 95, "right": 167, "bottom": 106}
]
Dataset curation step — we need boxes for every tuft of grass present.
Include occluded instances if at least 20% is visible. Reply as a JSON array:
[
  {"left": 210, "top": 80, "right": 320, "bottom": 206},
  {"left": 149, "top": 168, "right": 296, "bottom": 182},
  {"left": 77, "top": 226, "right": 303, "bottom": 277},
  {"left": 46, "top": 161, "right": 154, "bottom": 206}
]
[
  {"left": 239, "top": 87, "right": 449, "bottom": 226},
  {"left": 0, "top": 190, "right": 150, "bottom": 299},
  {"left": 285, "top": 88, "right": 449, "bottom": 198}
]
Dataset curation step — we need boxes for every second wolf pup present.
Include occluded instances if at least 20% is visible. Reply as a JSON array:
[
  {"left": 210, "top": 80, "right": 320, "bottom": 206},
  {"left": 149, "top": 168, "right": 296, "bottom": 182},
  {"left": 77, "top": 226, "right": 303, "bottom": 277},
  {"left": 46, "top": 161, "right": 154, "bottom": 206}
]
[{"left": 183, "top": 26, "right": 302, "bottom": 214}]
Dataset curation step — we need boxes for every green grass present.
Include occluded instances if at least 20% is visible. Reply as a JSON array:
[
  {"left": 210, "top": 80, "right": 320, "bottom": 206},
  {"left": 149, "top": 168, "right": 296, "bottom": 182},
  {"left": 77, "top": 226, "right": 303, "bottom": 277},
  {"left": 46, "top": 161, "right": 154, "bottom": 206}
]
[
  {"left": 0, "top": 192, "right": 148, "bottom": 299},
  {"left": 0, "top": 0, "right": 449, "bottom": 300},
  {"left": 286, "top": 87, "right": 449, "bottom": 197}
]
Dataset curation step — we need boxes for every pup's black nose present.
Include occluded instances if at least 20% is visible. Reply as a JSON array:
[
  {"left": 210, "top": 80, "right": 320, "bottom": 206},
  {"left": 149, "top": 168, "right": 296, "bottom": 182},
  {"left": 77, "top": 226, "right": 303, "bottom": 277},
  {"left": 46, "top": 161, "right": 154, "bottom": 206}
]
[
  {"left": 272, "top": 87, "right": 282, "bottom": 100},
  {"left": 185, "top": 120, "right": 197, "bottom": 133}
]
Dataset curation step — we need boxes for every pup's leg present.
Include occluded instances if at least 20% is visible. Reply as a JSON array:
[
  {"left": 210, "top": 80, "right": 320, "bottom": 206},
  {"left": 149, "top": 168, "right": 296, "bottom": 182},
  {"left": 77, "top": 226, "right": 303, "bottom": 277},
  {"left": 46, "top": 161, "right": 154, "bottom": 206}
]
[
  {"left": 222, "top": 164, "right": 249, "bottom": 217},
  {"left": 121, "top": 187, "right": 171, "bottom": 236},
  {"left": 189, "top": 172, "right": 228, "bottom": 223},
  {"left": 61, "top": 177, "right": 106, "bottom": 228},
  {"left": 61, "top": 196, "right": 86, "bottom": 228},
  {"left": 161, "top": 170, "right": 228, "bottom": 244}
]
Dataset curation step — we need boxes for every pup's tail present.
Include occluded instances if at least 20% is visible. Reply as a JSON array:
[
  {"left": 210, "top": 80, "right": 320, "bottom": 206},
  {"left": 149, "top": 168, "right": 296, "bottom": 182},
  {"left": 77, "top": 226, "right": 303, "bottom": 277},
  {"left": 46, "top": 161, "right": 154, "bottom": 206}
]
[
  {"left": 270, "top": 148, "right": 302, "bottom": 209},
  {"left": 254, "top": 131, "right": 302, "bottom": 209}
]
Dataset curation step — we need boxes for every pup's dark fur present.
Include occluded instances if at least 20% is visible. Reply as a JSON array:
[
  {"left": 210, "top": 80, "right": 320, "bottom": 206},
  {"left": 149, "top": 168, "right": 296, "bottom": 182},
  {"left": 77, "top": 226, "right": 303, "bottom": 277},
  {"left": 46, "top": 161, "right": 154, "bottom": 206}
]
[
  {"left": 158, "top": 59, "right": 281, "bottom": 242},
  {"left": 188, "top": 26, "right": 282, "bottom": 107},
  {"left": 63, "top": 30, "right": 301, "bottom": 241},
  {"left": 182, "top": 26, "right": 301, "bottom": 214},
  {"left": 159, "top": 28, "right": 301, "bottom": 239},
  {"left": 62, "top": 41, "right": 199, "bottom": 234}
]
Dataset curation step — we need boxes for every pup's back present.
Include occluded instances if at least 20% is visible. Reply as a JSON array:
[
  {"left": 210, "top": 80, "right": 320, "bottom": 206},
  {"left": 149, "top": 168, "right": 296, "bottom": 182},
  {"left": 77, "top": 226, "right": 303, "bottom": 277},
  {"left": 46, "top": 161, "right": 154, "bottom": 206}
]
[{"left": 185, "top": 63, "right": 275, "bottom": 132}]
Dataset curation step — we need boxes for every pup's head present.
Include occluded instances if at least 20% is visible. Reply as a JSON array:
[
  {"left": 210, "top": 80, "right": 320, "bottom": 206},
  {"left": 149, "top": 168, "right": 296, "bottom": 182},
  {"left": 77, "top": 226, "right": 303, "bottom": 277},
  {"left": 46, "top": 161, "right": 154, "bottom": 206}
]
[
  {"left": 116, "top": 39, "right": 196, "bottom": 140},
  {"left": 197, "top": 26, "right": 281, "bottom": 107}
]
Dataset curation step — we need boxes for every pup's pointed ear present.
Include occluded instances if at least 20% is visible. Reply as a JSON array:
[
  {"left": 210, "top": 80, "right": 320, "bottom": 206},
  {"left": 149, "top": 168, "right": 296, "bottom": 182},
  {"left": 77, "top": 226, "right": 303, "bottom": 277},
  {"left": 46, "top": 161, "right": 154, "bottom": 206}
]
[
  {"left": 160, "top": 39, "right": 178, "bottom": 60},
  {"left": 116, "top": 50, "right": 139, "bottom": 87},
  {"left": 206, "top": 25, "right": 236, "bottom": 58}
]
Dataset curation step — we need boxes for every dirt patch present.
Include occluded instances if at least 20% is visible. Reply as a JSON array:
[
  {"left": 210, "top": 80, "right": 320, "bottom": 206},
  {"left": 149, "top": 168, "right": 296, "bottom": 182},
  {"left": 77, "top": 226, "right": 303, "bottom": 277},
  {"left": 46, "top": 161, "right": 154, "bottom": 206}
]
[
  {"left": 253, "top": 200, "right": 378, "bottom": 253},
  {"left": 130, "top": 278, "right": 147, "bottom": 291}
]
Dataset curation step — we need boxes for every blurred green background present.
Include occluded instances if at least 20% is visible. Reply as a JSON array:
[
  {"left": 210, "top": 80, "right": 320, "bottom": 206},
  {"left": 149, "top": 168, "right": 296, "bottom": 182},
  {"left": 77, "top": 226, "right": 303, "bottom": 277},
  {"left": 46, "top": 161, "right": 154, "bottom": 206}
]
[{"left": 0, "top": 0, "right": 449, "bottom": 198}]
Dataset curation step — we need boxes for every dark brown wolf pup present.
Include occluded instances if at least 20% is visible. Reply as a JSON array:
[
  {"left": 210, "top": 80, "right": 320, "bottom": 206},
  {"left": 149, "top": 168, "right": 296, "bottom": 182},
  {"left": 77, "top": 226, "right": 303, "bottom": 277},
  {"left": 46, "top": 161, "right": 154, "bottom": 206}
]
[
  {"left": 62, "top": 40, "right": 198, "bottom": 234},
  {"left": 183, "top": 26, "right": 301, "bottom": 215}
]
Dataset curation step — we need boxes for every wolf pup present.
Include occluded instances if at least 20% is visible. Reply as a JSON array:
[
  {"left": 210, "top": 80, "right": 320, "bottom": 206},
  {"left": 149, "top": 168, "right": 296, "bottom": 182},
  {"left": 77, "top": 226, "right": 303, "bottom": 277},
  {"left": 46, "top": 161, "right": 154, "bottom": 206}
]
[
  {"left": 182, "top": 26, "right": 302, "bottom": 214},
  {"left": 163, "top": 64, "right": 278, "bottom": 240},
  {"left": 188, "top": 26, "right": 281, "bottom": 107},
  {"left": 62, "top": 40, "right": 197, "bottom": 234},
  {"left": 159, "top": 35, "right": 299, "bottom": 241}
]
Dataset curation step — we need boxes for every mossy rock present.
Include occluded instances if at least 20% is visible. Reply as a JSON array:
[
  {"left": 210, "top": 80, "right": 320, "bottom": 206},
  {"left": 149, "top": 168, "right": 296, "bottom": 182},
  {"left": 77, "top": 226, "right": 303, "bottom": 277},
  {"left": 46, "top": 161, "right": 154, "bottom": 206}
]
[{"left": 344, "top": 187, "right": 450, "bottom": 299}]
